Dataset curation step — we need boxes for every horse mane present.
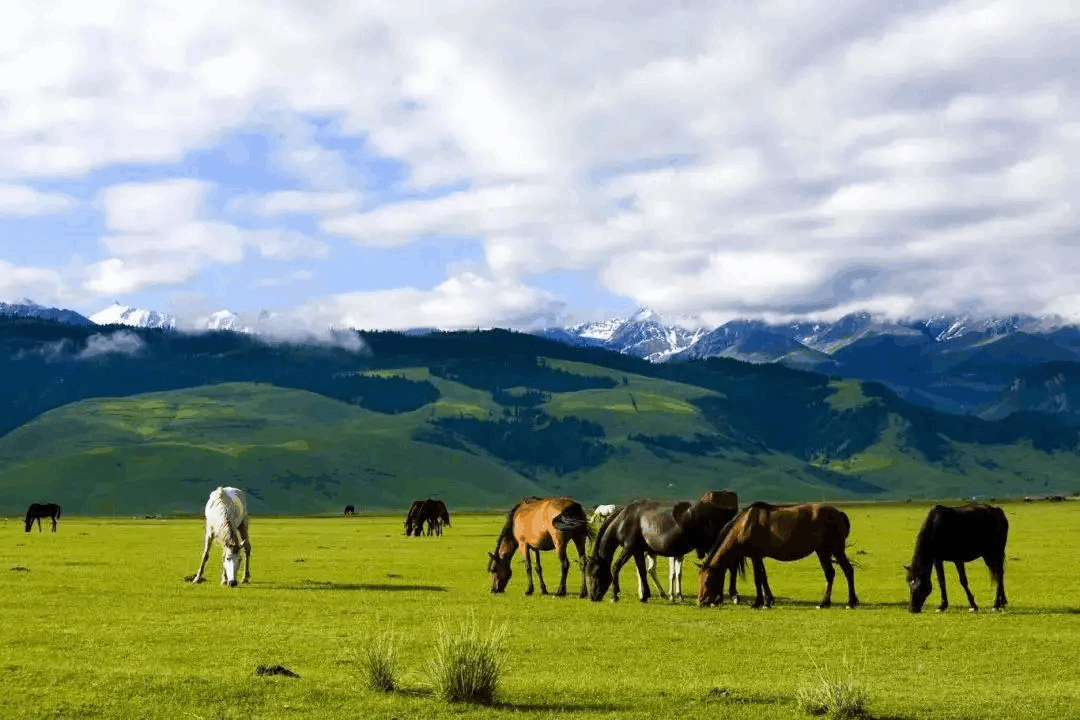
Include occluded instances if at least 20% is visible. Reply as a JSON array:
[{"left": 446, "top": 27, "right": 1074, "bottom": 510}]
[
  {"left": 588, "top": 505, "right": 623, "bottom": 562},
  {"left": 702, "top": 502, "right": 768, "bottom": 566},
  {"left": 910, "top": 505, "right": 944, "bottom": 574},
  {"left": 494, "top": 497, "right": 541, "bottom": 552}
]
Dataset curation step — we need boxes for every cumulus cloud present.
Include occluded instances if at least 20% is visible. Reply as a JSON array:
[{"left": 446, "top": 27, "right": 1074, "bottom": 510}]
[
  {"left": 3, "top": 0, "right": 1080, "bottom": 324},
  {"left": 83, "top": 179, "right": 329, "bottom": 295}
]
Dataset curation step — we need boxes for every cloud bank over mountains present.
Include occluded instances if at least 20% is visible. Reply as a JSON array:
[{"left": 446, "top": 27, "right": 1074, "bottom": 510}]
[{"left": 0, "top": 0, "right": 1077, "bottom": 331}]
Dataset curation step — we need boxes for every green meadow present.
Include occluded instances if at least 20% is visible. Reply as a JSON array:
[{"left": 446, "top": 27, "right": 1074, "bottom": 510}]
[{"left": 3, "top": 502, "right": 1080, "bottom": 719}]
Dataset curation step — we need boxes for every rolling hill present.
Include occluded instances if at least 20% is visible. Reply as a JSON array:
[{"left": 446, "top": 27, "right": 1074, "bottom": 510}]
[{"left": 1, "top": 317, "right": 1080, "bottom": 514}]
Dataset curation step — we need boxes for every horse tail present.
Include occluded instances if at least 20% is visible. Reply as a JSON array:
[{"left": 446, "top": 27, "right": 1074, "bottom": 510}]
[
  {"left": 735, "top": 555, "right": 747, "bottom": 579},
  {"left": 553, "top": 503, "right": 593, "bottom": 539}
]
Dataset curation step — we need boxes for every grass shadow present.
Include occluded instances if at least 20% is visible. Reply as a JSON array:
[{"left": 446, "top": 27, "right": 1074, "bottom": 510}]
[{"left": 284, "top": 580, "right": 447, "bottom": 592}]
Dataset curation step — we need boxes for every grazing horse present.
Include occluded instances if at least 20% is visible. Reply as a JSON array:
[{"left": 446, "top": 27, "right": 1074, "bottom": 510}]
[
  {"left": 24, "top": 503, "right": 61, "bottom": 533},
  {"left": 343, "top": 505, "right": 356, "bottom": 516},
  {"left": 404, "top": 500, "right": 425, "bottom": 536},
  {"left": 905, "top": 504, "right": 1008, "bottom": 613},
  {"left": 191, "top": 487, "right": 251, "bottom": 587},
  {"left": 587, "top": 492, "right": 741, "bottom": 603},
  {"left": 698, "top": 502, "right": 857, "bottom": 609},
  {"left": 588, "top": 503, "right": 673, "bottom": 599},
  {"left": 424, "top": 499, "right": 451, "bottom": 536},
  {"left": 488, "top": 496, "right": 592, "bottom": 597}
]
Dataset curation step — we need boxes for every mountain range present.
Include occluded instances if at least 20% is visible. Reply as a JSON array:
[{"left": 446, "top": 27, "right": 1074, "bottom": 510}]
[
  {"left": 2, "top": 316, "right": 1080, "bottom": 514},
  {"left": 8, "top": 298, "right": 1080, "bottom": 426}
]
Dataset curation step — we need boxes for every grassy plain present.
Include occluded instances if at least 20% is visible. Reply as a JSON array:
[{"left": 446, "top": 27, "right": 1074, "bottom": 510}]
[{"left": 3, "top": 502, "right": 1080, "bottom": 719}]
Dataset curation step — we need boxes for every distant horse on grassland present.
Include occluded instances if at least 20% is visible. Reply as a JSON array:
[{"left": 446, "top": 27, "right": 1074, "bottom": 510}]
[
  {"left": 488, "top": 496, "right": 593, "bottom": 597},
  {"left": 191, "top": 487, "right": 251, "bottom": 587},
  {"left": 343, "top": 505, "right": 356, "bottom": 516},
  {"left": 24, "top": 503, "right": 61, "bottom": 533},
  {"left": 905, "top": 504, "right": 1008, "bottom": 613},
  {"left": 424, "top": 499, "right": 451, "bottom": 536},
  {"left": 698, "top": 502, "right": 857, "bottom": 609},
  {"left": 587, "top": 491, "right": 741, "bottom": 603}
]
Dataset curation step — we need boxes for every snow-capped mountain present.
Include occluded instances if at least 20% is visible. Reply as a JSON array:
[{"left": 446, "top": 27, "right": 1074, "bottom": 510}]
[
  {"left": 199, "top": 309, "right": 253, "bottom": 334},
  {"left": 91, "top": 302, "right": 177, "bottom": 329},
  {"left": 0, "top": 299, "right": 93, "bottom": 327},
  {"left": 553, "top": 307, "right": 706, "bottom": 362}
]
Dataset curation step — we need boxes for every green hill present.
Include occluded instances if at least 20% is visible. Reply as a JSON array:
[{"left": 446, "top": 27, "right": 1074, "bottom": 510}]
[{"left": 2, "top": 320, "right": 1080, "bottom": 514}]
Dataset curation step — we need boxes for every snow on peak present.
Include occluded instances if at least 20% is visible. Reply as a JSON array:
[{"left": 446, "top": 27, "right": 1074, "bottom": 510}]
[
  {"left": 202, "top": 309, "right": 252, "bottom": 333},
  {"left": 91, "top": 302, "right": 177, "bottom": 329}
]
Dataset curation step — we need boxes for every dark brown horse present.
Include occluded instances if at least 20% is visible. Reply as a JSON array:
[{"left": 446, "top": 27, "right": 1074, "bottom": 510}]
[
  {"left": 404, "top": 500, "right": 425, "bottom": 536},
  {"left": 905, "top": 504, "right": 1008, "bottom": 613},
  {"left": 343, "top": 505, "right": 356, "bottom": 516},
  {"left": 698, "top": 502, "right": 858, "bottom": 609},
  {"left": 24, "top": 503, "right": 61, "bottom": 533},
  {"left": 424, "top": 499, "right": 451, "bottom": 536},
  {"left": 488, "top": 496, "right": 592, "bottom": 597},
  {"left": 586, "top": 491, "right": 741, "bottom": 603}
]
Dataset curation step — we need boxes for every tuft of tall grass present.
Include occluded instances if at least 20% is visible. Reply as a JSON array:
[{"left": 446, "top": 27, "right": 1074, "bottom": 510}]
[
  {"left": 796, "top": 652, "right": 869, "bottom": 719},
  {"left": 426, "top": 618, "right": 507, "bottom": 704},
  {"left": 361, "top": 630, "right": 398, "bottom": 692}
]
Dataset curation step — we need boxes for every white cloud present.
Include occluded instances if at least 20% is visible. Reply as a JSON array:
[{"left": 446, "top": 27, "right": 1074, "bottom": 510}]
[
  {"left": 288, "top": 271, "right": 553, "bottom": 331},
  {"left": 3, "top": 0, "right": 1080, "bottom": 324},
  {"left": 84, "top": 179, "right": 329, "bottom": 296},
  {"left": 226, "top": 190, "right": 365, "bottom": 217},
  {"left": 0, "top": 185, "right": 78, "bottom": 216},
  {"left": 78, "top": 330, "right": 147, "bottom": 359},
  {"left": 0, "top": 259, "right": 70, "bottom": 302}
]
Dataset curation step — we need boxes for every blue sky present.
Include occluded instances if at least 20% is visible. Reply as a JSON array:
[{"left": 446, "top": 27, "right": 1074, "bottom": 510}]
[{"left": 0, "top": 1, "right": 1077, "bottom": 332}]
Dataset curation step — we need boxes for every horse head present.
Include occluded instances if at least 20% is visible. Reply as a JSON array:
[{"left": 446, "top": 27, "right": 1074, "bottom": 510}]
[
  {"left": 905, "top": 563, "right": 932, "bottom": 613},
  {"left": 585, "top": 556, "right": 613, "bottom": 602},
  {"left": 488, "top": 551, "right": 512, "bottom": 593},
  {"left": 697, "top": 556, "right": 729, "bottom": 607},
  {"left": 221, "top": 539, "right": 243, "bottom": 587}
]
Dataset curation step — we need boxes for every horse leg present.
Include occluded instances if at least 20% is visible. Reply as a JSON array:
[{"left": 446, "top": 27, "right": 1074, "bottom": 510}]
[
  {"left": 750, "top": 557, "right": 767, "bottom": 608},
  {"left": 935, "top": 559, "right": 949, "bottom": 612},
  {"left": 533, "top": 547, "right": 550, "bottom": 595},
  {"left": 51, "top": 514, "right": 57, "bottom": 532},
  {"left": 988, "top": 553, "right": 1007, "bottom": 611},
  {"left": 833, "top": 550, "right": 859, "bottom": 609},
  {"left": 36, "top": 517, "right": 42, "bottom": 532},
  {"left": 644, "top": 554, "right": 666, "bottom": 600},
  {"left": 554, "top": 539, "right": 569, "bottom": 597},
  {"left": 521, "top": 546, "right": 535, "bottom": 596},
  {"left": 192, "top": 531, "right": 212, "bottom": 583},
  {"left": 955, "top": 562, "right": 978, "bottom": 612},
  {"left": 574, "top": 535, "right": 589, "bottom": 598},
  {"left": 816, "top": 548, "right": 836, "bottom": 609},
  {"left": 727, "top": 563, "right": 740, "bottom": 605},
  {"left": 671, "top": 556, "right": 682, "bottom": 602},
  {"left": 239, "top": 520, "right": 251, "bottom": 584},
  {"left": 633, "top": 552, "right": 651, "bottom": 603},
  {"left": 610, "top": 546, "right": 634, "bottom": 602}
]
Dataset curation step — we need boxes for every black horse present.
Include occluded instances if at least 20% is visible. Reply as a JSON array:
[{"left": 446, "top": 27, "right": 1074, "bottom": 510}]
[
  {"left": 586, "top": 497, "right": 740, "bottom": 603},
  {"left": 343, "top": 505, "right": 356, "bottom": 516},
  {"left": 24, "top": 503, "right": 62, "bottom": 533},
  {"left": 905, "top": 504, "right": 1009, "bottom": 613}
]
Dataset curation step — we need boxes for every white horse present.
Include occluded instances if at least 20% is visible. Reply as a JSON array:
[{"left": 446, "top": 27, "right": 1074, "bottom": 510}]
[
  {"left": 590, "top": 504, "right": 683, "bottom": 601},
  {"left": 191, "top": 487, "right": 251, "bottom": 587}
]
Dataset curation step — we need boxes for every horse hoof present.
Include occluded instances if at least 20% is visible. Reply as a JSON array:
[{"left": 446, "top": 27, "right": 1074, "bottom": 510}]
[
  {"left": 969, "top": 607, "right": 978, "bottom": 613},
  {"left": 936, "top": 608, "right": 947, "bottom": 613},
  {"left": 228, "top": 580, "right": 238, "bottom": 588}
]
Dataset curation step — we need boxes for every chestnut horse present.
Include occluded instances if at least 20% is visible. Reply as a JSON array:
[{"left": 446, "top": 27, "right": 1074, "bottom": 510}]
[
  {"left": 905, "top": 504, "right": 1008, "bottom": 613},
  {"left": 698, "top": 502, "right": 858, "bottom": 609},
  {"left": 487, "top": 496, "right": 592, "bottom": 597}
]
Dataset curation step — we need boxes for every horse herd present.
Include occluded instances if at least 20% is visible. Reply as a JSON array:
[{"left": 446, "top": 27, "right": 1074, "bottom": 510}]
[
  {"left": 485, "top": 492, "right": 1010, "bottom": 614},
  {"left": 20, "top": 488, "right": 1010, "bottom": 612}
]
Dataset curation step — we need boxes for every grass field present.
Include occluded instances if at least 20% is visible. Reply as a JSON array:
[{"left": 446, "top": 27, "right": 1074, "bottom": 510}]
[{"left": 3, "top": 502, "right": 1080, "bottom": 719}]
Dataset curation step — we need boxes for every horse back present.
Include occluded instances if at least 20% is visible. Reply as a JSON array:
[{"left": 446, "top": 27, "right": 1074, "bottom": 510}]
[
  {"left": 923, "top": 504, "right": 1008, "bottom": 562},
  {"left": 514, "top": 497, "right": 584, "bottom": 549}
]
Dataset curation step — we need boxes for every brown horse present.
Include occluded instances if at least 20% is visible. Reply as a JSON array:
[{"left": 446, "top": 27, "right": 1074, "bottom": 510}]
[
  {"left": 698, "top": 502, "right": 858, "bottom": 609},
  {"left": 487, "top": 496, "right": 592, "bottom": 597}
]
